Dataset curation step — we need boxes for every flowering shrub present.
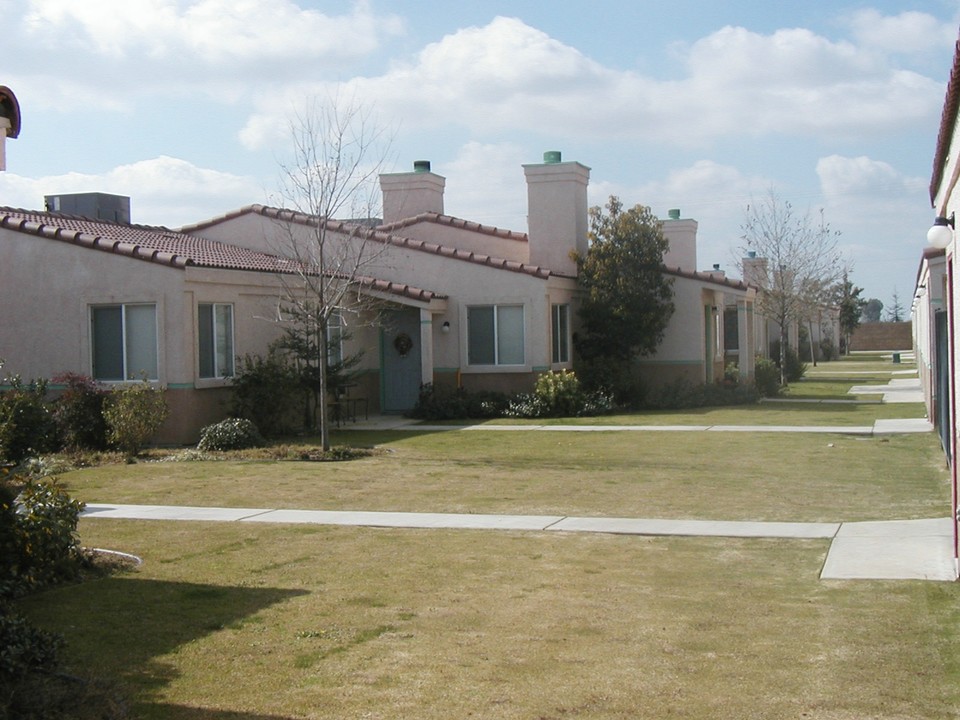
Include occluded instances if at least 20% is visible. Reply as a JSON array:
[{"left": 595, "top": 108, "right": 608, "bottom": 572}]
[
  {"left": 198, "top": 418, "right": 264, "bottom": 452},
  {"left": 506, "top": 371, "right": 615, "bottom": 418}
]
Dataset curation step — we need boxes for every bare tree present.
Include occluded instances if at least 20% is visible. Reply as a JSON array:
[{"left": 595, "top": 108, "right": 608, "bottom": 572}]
[
  {"left": 270, "top": 96, "right": 394, "bottom": 450},
  {"left": 738, "top": 189, "right": 844, "bottom": 385},
  {"left": 885, "top": 288, "right": 905, "bottom": 322}
]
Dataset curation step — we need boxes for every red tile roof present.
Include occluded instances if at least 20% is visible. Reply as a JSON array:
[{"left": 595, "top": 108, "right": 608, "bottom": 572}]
[
  {"left": 378, "top": 211, "right": 529, "bottom": 243},
  {"left": 0, "top": 207, "right": 444, "bottom": 303},
  {"left": 663, "top": 266, "right": 756, "bottom": 292},
  {"left": 184, "top": 204, "right": 553, "bottom": 279},
  {"left": 930, "top": 35, "right": 960, "bottom": 205}
]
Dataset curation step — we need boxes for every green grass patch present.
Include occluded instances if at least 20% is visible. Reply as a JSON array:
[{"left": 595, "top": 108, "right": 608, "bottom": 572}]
[
  {"left": 20, "top": 352, "right": 955, "bottom": 718},
  {"left": 19, "top": 521, "right": 960, "bottom": 719},
  {"left": 60, "top": 427, "right": 947, "bottom": 523}
]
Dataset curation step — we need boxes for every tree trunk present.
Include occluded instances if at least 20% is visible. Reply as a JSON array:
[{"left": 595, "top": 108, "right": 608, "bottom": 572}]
[
  {"left": 779, "top": 324, "right": 788, "bottom": 387},
  {"left": 808, "top": 319, "right": 817, "bottom": 367},
  {"left": 318, "top": 324, "right": 331, "bottom": 452}
]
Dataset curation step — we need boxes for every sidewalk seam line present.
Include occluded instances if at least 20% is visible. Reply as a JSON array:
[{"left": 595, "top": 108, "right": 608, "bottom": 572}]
[
  {"left": 237, "top": 509, "right": 277, "bottom": 522},
  {"left": 542, "top": 516, "right": 567, "bottom": 531}
]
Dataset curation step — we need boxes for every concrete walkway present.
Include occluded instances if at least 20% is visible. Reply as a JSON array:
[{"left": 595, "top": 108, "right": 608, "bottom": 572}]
[
  {"left": 81, "top": 503, "right": 957, "bottom": 582},
  {"left": 346, "top": 416, "right": 933, "bottom": 435},
  {"left": 80, "top": 374, "right": 958, "bottom": 582}
]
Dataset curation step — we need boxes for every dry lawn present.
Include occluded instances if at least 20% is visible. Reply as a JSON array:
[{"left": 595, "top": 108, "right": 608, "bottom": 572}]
[{"left": 27, "top": 519, "right": 960, "bottom": 719}]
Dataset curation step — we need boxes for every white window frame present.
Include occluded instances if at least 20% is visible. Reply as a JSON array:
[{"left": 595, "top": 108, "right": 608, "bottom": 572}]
[
  {"left": 551, "top": 303, "right": 571, "bottom": 365},
  {"left": 198, "top": 302, "right": 235, "bottom": 379},
  {"left": 466, "top": 304, "right": 525, "bottom": 367},
  {"left": 327, "top": 308, "right": 344, "bottom": 367},
  {"left": 90, "top": 303, "right": 159, "bottom": 381}
]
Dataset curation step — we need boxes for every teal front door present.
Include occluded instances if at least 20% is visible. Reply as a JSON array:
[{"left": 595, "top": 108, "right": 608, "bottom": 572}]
[{"left": 381, "top": 308, "right": 422, "bottom": 413}]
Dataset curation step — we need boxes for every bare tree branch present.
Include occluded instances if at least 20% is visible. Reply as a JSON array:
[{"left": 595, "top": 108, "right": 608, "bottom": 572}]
[
  {"left": 267, "top": 94, "right": 395, "bottom": 450},
  {"left": 738, "top": 189, "right": 845, "bottom": 385}
]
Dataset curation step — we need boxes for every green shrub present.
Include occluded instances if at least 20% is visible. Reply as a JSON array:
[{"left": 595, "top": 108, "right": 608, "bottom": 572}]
[
  {"left": 462, "top": 390, "right": 511, "bottom": 419},
  {"left": 770, "top": 341, "right": 808, "bottom": 383},
  {"left": 198, "top": 418, "right": 264, "bottom": 452},
  {"left": 574, "top": 354, "right": 645, "bottom": 409},
  {"left": 0, "top": 604, "right": 63, "bottom": 682},
  {"left": 1, "top": 477, "right": 86, "bottom": 598},
  {"left": 408, "top": 383, "right": 461, "bottom": 420},
  {"left": 0, "top": 377, "right": 59, "bottom": 464},
  {"left": 643, "top": 378, "right": 759, "bottom": 410},
  {"left": 819, "top": 337, "right": 838, "bottom": 361},
  {"left": 51, "top": 372, "right": 108, "bottom": 451},
  {"left": 103, "top": 380, "right": 168, "bottom": 459},
  {"left": 232, "top": 351, "right": 301, "bottom": 436},
  {"left": 642, "top": 378, "right": 704, "bottom": 410},
  {"left": 0, "top": 468, "right": 121, "bottom": 719},
  {"left": 754, "top": 356, "right": 781, "bottom": 397}
]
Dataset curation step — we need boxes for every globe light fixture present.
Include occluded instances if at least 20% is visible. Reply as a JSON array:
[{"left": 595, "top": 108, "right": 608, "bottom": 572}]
[{"left": 927, "top": 212, "right": 954, "bottom": 249}]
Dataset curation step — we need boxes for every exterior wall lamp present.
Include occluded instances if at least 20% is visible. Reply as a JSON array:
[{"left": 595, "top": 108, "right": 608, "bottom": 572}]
[
  {"left": 441, "top": 321, "right": 450, "bottom": 334},
  {"left": 927, "top": 212, "right": 954, "bottom": 249}
]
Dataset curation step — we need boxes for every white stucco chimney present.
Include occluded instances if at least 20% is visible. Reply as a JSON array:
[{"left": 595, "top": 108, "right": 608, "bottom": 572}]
[
  {"left": 661, "top": 209, "right": 698, "bottom": 272},
  {"left": 742, "top": 251, "right": 769, "bottom": 287},
  {"left": 523, "top": 151, "right": 590, "bottom": 276},
  {"left": 379, "top": 160, "right": 445, "bottom": 223},
  {"left": 0, "top": 118, "right": 9, "bottom": 172},
  {"left": 0, "top": 86, "right": 21, "bottom": 173}
]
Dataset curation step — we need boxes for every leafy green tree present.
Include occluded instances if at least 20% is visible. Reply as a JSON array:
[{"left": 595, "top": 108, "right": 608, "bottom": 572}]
[
  {"left": 835, "top": 272, "right": 866, "bottom": 354},
  {"left": 573, "top": 197, "right": 675, "bottom": 403},
  {"left": 862, "top": 298, "right": 883, "bottom": 323}
]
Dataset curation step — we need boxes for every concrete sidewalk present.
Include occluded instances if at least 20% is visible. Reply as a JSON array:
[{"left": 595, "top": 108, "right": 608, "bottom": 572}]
[
  {"left": 82, "top": 503, "right": 958, "bottom": 582},
  {"left": 83, "top": 374, "right": 956, "bottom": 581},
  {"left": 345, "top": 417, "right": 933, "bottom": 435}
]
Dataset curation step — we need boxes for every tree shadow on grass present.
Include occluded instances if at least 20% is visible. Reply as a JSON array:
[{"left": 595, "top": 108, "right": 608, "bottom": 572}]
[
  {"left": 22, "top": 576, "right": 308, "bottom": 716},
  {"left": 136, "top": 704, "right": 300, "bottom": 719}
]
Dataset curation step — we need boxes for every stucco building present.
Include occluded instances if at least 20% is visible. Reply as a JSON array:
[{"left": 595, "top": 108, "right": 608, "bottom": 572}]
[{"left": 1, "top": 152, "right": 756, "bottom": 444}]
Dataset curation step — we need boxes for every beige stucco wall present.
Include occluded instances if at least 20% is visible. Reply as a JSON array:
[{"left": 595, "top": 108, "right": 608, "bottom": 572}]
[
  {"left": 0, "top": 227, "right": 387, "bottom": 444},
  {"left": 190, "top": 212, "right": 579, "bottom": 379}
]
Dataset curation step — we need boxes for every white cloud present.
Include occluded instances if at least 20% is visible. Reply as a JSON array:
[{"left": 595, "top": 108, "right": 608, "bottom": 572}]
[
  {"left": 680, "top": 25, "right": 941, "bottom": 138},
  {"left": 0, "top": 156, "right": 262, "bottom": 227},
  {"left": 441, "top": 141, "right": 529, "bottom": 231},
  {"left": 23, "top": 0, "right": 402, "bottom": 64},
  {"left": 816, "top": 154, "right": 926, "bottom": 200},
  {"left": 236, "top": 15, "right": 944, "bottom": 152},
  {"left": 814, "top": 154, "right": 931, "bottom": 288},
  {"left": 846, "top": 9, "right": 956, "bottom": 56},
  {"left": 627, "top": 160, "right": 772, "bottom": 272}
]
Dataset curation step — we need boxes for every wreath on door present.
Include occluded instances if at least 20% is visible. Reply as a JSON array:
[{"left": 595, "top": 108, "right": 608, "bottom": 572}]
[{"left": 393, "top": 332, "right": 413, "bottom": 358}]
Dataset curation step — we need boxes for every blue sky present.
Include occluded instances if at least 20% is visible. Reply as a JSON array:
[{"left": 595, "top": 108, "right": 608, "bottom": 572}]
[{"left": 2, "top": 0, "right": 958, "bottom": 304}]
